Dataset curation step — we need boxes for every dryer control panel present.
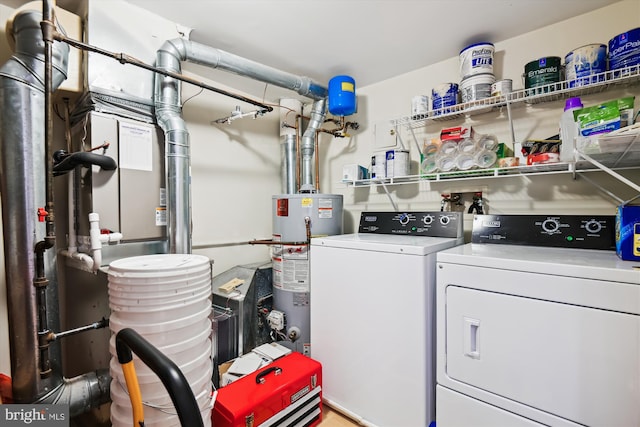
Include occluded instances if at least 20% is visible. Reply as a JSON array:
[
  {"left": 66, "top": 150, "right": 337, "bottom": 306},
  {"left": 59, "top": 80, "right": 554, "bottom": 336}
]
[
  {"left": 359, "top": 211, "right": 463, "bottom": 238},
  {"left": 471, "top": 214, "right": 616, "bottom": 249}
]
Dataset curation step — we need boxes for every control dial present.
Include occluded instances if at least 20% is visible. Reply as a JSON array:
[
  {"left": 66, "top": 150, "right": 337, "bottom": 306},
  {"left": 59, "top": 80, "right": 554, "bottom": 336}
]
[
  {"left": 423, "top": 215, "right": 434, "bottom": 225},
  {"left": 541, "top": 218, "right": 560, "bottom": 233},
  {"left": 584, "top": 219, "right": 602, "bottom": 234},
  {"left": 440, "top": 215, "right": 450, "bottom": 225},
  {"left": 399, "top": 213, "right": 411, "bottom": 226}
]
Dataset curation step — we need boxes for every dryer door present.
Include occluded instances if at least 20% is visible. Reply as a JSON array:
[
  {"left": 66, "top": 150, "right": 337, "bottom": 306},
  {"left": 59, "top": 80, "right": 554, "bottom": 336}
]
[{"left": 443, "top": 284, "right": 640, "bottom": 427}]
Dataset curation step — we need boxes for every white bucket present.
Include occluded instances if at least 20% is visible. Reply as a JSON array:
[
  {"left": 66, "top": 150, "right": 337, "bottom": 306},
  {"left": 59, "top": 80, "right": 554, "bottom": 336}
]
[
  {"left": 460, "top": 73, "right": 495, "bottom": 103},
  {"left": 459, "top": 42, "right": 494, "bottom": 79},
  {"left": 108, "top": 281, "right": 212, "bottom": 308},
  {"left": 108, "top": 279, "right": 212, "bottom": 303},
  {"left": 108, "top": 254, "right": 213, "bottom": 427},
  {"left": 565, "top": 44, "right": 607, "bottom": 87},
  {"left": 109, "top": 254, "right": 211, "bottom": 274},
  {"left": 110, "top": 363, "right": 212, "bottom": 408},
  {"left": 111, "top": 383, "right": 212, "bottom": 425},
  {"left": 109, "top": 304, "right": 210, "bottom": 335},
  {"left": 385, "top": 149, "right": 410, "bottom": 177},
  {"left": 109, "top": 337, "right": 211, "bottom": 386},
  {"left": 491, "top": 79, "right": 512, "bottom": 96},
  {"left": 108, "top": 269, "right": 211, "bottom": 290},
  {"left": 109, "top": 294, "right": 210, "bottom": 323},
  {"left": 371, "top": 152, "right": 386, "bottom": 179},
  {"left": 411, "top": 95, "right": 430, "bottom": 119},
  {"left": 111, "top": 391, "right": 212, "bottom": 427}
]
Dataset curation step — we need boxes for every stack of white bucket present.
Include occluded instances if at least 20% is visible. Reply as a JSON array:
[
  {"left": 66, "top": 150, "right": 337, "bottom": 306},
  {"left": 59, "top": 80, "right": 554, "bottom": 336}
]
[
  {"left": 459, "top": 42, "right": 495, "bottom": 103},
  {"left": 107, "top": 254, "right": 213, "bottom": 427}
]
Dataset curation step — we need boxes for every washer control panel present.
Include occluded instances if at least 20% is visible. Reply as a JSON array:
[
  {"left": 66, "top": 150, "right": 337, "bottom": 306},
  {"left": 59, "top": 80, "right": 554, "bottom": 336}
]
[
  {"left": 471, "top": 214, "right": 616, "bottom": 249},
  {"left": 359, "top": 211, "right": 463, "bottom": 238}
]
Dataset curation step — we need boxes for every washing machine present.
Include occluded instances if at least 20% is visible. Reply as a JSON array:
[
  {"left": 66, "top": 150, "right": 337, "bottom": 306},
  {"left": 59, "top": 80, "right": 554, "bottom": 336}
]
[
  {"left": 310, "top": 211, "right": 464, "bottom": 427},
  {"left": 436, "top": 214, "right": 640, "bottom": 427}
]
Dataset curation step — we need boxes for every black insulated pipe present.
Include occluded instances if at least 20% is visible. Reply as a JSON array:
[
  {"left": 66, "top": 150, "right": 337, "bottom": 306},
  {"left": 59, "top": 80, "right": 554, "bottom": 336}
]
[
  {"left": 52, "top": 150, "right": 117, "bottom": 176},
  {"left": 115, "top": 328, "right": 205, "bottom": 427}
]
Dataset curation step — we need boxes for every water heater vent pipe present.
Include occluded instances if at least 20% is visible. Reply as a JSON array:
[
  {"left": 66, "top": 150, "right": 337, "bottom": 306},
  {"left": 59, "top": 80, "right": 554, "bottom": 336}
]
[{"left": 154, "top": 39, "right": 328, "bottom": 252}]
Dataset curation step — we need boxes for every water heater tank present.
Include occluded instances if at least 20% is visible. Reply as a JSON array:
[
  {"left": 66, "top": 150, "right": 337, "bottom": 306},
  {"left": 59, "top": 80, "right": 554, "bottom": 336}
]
[{"left": 271, "top": 193, "right": 343, "bottom": 354}]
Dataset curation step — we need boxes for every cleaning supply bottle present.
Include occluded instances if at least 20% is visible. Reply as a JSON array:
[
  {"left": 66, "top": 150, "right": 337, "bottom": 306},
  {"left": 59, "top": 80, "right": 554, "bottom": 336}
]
[{"left": 559, "top": 97, "right": 583, "bottom": 162}]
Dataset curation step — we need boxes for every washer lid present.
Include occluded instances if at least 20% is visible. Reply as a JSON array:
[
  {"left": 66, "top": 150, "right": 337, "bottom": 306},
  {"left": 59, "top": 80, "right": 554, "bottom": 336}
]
[
  {"left": 311, "top": 233, "right": 464, "bottom": 255},
  {"left": 437, "top": 243, "right": 639, "bottom": 284}
]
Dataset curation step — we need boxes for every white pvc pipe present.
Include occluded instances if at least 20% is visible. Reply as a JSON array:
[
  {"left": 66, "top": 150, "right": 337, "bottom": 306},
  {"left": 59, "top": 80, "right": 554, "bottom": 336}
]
[
  {"left": 67, "top": 169, "right": 77, "bottom": 253},
  {"left": 88, "top": 213, "right": 102, "bottom": 273},
  {"left": 99, "top": 232, "right": 123, "bottom": 244}
]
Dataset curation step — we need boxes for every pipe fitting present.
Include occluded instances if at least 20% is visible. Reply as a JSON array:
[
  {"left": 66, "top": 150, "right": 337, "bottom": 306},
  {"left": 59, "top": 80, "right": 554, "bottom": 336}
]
[{"left": 35, "top": 370, "right": 111, "bottom": 418}]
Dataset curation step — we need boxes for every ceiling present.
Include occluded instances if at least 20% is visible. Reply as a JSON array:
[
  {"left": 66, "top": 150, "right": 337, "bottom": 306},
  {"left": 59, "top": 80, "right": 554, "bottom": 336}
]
[{"left": 3, "top": 0, "right": 621, "bottom": 100}]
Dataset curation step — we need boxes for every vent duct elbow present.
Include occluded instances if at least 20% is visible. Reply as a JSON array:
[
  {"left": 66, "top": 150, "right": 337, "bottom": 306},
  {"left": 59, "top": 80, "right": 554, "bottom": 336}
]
[
  {"left": 35, "top": 370, "right": 111, "bottom": 417},
  {"left": 300, "top": 99, "right": 327, "bottom": 192},
  {"left": 154, "top": 38, "right": 328, "bottom": 252}
]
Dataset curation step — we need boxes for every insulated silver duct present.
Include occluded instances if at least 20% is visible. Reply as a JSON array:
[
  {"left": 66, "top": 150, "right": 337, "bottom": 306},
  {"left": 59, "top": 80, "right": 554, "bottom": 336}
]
[
  {"left": 300, "top": 99, "right": 327, "bottom": 192},
  {"left": 35, "top": 369, "right": 111, "bottom": 417},
  {"left": 279, "top": 98, "right": 301, "bottom": 194},
  {"left": 281, "top": 133, "right": 297, "bottom": 194},
  {"left": 154, "top": 39, "right": 328, "bottom": 253},
  {"left": 0, "top": 9, "right": 109, "bottom": 411}
]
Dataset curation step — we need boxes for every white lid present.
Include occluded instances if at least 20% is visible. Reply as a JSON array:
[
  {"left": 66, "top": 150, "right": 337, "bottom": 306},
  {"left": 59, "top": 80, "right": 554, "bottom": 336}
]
[{"left": 109, "top": 254, "right": 210, "bottom": 273}]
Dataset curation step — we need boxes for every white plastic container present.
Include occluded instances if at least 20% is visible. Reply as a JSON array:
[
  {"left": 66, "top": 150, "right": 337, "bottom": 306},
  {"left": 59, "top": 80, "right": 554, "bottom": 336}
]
[
  {"left": 385, "top": 149, "right": 410, "bottom": 177},
  {"left": 371, "top": 152, "right": 386, "bottom": 179},
  {"left": 559, "top": 97, "right": 583, "bottom": 162},
  {"left": 460, "top": 73, "right": 495, "bottom": 103},
  {"left": 491, "top": 79, "right": 513, "bottom": 96},
  {"left": 459, "top": 42, "right": 494, "bottom": 79},
  {"left": 411, "top": 95, "right": 430, "bottom": 119}
]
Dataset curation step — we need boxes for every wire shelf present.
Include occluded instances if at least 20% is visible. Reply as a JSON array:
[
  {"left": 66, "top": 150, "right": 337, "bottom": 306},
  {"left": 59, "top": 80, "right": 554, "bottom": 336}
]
[{"left": 396, "top": 64, "right": 640, "bottom": 129}]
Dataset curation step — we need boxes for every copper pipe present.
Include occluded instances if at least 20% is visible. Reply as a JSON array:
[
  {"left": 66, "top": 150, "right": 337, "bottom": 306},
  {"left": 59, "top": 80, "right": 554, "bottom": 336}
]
[
  {"left": 249, "top": 239, "right": 308, "bottom": 246},
  {"left": 314, "top": 130, "right": 320, "bottom": 193}
]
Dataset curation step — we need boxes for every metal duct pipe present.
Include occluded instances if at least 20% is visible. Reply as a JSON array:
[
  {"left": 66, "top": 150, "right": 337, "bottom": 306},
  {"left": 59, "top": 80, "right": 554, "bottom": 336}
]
[
  {"left": 154, "top": 39, "right": 328, "bottom": 253},
  {"left": 279, "top": 99, "right": 302, "bottom": 194},
  {"left": 0, "top": 7, "right": 67, "bottom": 403},
  {"left": 300, "top": 99, "right": 327, "bottom": 192},
  {"left": 34, "top": 369, "right": 111, "bottom": 417},
  {"left": 281, "top": 133, "right": 297, "bottom": 194},
  {"left": 0, "top": 8, "right": 109, "bottom": 412}
]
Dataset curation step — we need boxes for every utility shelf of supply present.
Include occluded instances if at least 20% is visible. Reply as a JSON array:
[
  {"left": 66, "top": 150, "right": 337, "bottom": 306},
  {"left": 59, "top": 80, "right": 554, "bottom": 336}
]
[
  {"left": 344, "top": 163, "right": 581, "bottom": 186},
  {"left": 394, "top": 64, "right": 640, "bottom": 128},
  {"left": 576, "top": 125, "right": 640, "bottom": 167},
  {"left": 344, "top": 128, "right": 640, "bottom": 187}
]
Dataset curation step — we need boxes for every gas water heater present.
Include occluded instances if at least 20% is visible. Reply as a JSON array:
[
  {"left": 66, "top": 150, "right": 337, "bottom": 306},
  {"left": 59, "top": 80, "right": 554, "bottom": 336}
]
[{"left": 270, "top": 193, "right": 343, "bottom": 354}]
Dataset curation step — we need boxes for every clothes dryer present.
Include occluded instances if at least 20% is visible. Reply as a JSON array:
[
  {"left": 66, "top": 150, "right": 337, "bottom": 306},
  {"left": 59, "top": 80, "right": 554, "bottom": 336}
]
[
  {"left": 436, "top": 214, "right": 640, "bottom": 427},
  {"left": 311, "top": 211, "right": 464, "bottom": 427}
]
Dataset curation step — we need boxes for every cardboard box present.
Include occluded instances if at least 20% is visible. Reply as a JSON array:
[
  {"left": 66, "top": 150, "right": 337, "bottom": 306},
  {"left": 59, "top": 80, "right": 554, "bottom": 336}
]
[
  {"left": 342, "top": 164, "right": 369, "bottom": 181},
  {"left": 616, "top": 205, "right": 640, "bottom": 261},
  {"left": 440, "top": 126, "right": 475, "bottom": 142}
]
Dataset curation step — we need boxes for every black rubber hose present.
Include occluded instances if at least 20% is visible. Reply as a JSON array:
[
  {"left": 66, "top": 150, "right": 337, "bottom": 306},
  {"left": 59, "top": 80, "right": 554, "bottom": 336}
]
[
  {"left": 115, "top": 328, "right": 205, "bottom": 427},
  {"left": 53, "top": 151, "right": 117, "bottom": 176}
]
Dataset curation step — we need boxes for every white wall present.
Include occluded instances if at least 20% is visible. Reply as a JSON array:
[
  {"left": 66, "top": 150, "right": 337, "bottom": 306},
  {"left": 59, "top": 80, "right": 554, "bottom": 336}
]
[
  {"left": 321, "top": 0, "right": 640, "bottom": 232},
  {"left": 182, "top": 75, "right": 280, "bottom": 275}
]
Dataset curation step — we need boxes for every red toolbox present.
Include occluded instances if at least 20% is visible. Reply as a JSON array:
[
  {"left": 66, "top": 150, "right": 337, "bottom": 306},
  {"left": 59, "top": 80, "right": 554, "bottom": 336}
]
[{"left": 212, "top": 352, "right": 323, "bottom": 427}]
